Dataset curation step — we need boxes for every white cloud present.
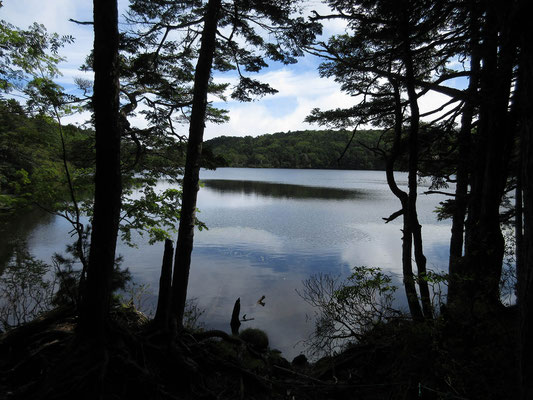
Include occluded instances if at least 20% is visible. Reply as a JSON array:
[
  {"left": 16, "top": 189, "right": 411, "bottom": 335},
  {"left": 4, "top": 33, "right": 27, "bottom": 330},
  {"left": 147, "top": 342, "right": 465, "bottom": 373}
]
[
  {"left": 2, "top": 0, "right": 94, "bottom": 69},
  {"left": 205, "top": 68, "right": 356, "bottom": 139},
  {"left": 3, "top": 2, "right": 460, "bottom": 139},
  {"left": 204, "top": 60, "right": 460, "bottom": 140}
]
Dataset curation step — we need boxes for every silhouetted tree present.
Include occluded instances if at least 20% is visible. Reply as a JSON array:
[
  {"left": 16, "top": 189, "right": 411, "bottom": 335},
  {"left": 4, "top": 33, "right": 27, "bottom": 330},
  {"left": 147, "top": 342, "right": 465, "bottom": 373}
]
[
  {"left": 306, "top": 0, "right": 463, "bottom": 319},
  {"left": 79, "top": 0, "right": 121, "bottom": 340},
  {"left": 308, "top": 0, "right": 529, "bottom": 322},
  {"left": 517, "top": 0, "right": 533, "bottom": 396},
  {"left": 127, "top": 0, "right": 320, "bottom": 327},
  {"left": 170, "top": 0, "right": 222, "bottom": 326}
]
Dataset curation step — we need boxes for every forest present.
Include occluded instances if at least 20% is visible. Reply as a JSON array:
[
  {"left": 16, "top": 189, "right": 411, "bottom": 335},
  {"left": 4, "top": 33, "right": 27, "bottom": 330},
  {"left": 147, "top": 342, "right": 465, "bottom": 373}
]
[
  {"left": 1, "top": 0, "right": 532, "bottom": 399},
  {"left": 204, "top": 130, "right": 387, "bottom": 170}
]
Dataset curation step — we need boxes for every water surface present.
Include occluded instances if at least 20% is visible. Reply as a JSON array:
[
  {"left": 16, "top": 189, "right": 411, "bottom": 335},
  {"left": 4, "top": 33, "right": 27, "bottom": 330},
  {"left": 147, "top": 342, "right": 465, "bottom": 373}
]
[{"left": 13, "top": 168, "right": 452, "bottom": 359}]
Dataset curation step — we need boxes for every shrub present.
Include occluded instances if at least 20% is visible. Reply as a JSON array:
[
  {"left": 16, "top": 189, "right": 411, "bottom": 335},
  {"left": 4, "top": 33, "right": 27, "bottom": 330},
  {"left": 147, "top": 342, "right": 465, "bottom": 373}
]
[
  {"left": 239, "top": 327, "right": 269, "bottom": 350},
  {"left": 299, "top": 266, "right": 401, "bottom": 356}
]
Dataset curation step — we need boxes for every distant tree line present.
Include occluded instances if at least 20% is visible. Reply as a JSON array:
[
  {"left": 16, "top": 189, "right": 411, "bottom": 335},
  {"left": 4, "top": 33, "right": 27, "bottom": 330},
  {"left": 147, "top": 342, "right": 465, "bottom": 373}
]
[{"left": 204, "top": 129, "right": 387, "bottom": 170}]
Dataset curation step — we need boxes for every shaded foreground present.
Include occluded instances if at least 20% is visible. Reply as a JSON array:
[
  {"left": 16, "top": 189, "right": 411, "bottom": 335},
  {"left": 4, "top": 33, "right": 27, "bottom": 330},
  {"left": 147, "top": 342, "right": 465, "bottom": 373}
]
[{"left": 0, "top": 304, "right": 518, "bottom": 400}]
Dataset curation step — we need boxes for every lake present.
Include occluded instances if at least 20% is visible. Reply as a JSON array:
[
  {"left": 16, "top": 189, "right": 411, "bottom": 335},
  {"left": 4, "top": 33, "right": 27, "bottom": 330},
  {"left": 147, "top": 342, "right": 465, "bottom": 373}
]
[{"left": 4, "top": 168, "right": 452, "bottom": 359}]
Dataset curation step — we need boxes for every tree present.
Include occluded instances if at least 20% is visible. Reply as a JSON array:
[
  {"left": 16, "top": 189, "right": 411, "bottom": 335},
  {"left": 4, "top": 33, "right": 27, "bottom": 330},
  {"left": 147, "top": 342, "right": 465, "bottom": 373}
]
[
  {"left": 0, "top": 15, "right": 73, "bottom": 97},
  {"left": 0, "top": 9, "right": 77, "bottom": 210},
  {"left": 203, "top": 130, "right": 387, "bottom": 169},
  {"left": 78, "top": 0, "right": 121, "bottom": 339},
  {"left": 127, "top": 0, "right": 320, "bottom": 327},
  {"left": 456, "top": 0, "right": 520, "bottom": 315},
  {"left": 0, "top": 9, "right": 93, "bottom": 286},
  {"left": 307, "top": 0, "right": 529, "bottom": 324},
  {"left": 177, "top": 0, "right": 319, "bottom": 327},
  {"left": 171, "top": 0, "right": 223, "bottom": 326},
  {"left": 446, "top": 1, "right": 480, "bottom": 306},
  {"left": 0, "top": 242, "right": 55, "bottom": 331},
  {"left": 516, "top": 0, "right": 533, "bottom": 396},
  {"left": 305, "top": 0, "right": 461, "bottom": 319},
  {"left": 300, "top": 266, "right": 399, "bottom": 356}
]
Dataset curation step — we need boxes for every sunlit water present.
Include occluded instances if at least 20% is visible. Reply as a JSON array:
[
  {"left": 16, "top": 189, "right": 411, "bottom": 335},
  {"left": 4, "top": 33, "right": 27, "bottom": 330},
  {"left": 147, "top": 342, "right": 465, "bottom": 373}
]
[{"left": 5, "top": 168, "right": 452, "bottom": 359}]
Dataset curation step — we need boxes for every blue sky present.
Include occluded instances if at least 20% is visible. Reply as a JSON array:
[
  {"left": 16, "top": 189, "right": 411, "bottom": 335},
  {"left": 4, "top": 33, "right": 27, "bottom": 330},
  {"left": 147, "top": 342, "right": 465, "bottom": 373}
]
[{"left": 1, "top": 0, "right": 456, "bottom": 140}]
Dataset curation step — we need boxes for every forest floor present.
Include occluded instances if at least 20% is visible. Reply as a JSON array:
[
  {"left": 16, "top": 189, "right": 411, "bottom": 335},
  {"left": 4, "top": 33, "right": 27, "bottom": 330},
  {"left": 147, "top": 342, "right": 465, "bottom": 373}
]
[{"left": 0, "top": 305, "right": 519, "bottom": 400}]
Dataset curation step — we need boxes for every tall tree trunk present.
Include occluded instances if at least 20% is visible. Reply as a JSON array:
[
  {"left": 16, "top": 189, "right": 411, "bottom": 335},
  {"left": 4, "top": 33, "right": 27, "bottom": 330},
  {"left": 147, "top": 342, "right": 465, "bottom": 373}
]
[
  {"left": 447, "top": 6, "right": 479, "bottom": 306},
  {"left": 386, "top": 81, "right": 424, "bottom": 321},
  {"left": 401, "top": 10, "right": 432, "bottom": 319},
  {"left": 463, "top": 1, "right": 516, "bottom": 314},
  {"left": 171, "top": 0, "right": 221, "bottom": 327},
  {"left": 79, "top": 0, "right": 121, "bottom": 339}
]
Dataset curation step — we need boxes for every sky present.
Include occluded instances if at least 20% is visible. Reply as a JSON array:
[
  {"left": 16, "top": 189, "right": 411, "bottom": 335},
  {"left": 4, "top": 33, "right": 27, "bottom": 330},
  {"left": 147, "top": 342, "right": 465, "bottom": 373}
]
[{"left": 1, "top": 0, "right": 458, "bottom": 141}]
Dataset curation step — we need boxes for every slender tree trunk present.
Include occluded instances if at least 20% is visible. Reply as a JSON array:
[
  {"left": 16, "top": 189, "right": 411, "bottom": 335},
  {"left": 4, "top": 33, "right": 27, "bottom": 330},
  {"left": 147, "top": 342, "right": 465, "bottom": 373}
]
[
  {"left": 79, "top": 0, "right": 121, "bottom": 339},
  {"left": 401, "top": 12, "right": 432, "bottom": 319},
  {"left": 171, "top": 0, "right": 221, "bottom": 327},
  {"left": 386, "top": 81, "right": 424, "bottom": 321},
  {"left": 447, "top": 7, "right": 479, "bottom": 306}
]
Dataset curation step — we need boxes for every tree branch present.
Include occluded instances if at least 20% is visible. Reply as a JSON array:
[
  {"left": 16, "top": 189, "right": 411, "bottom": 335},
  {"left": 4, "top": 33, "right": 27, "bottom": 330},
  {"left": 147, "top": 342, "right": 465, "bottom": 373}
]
[{"left": 382, "top": 209, "right": 404, "bottom": 223}]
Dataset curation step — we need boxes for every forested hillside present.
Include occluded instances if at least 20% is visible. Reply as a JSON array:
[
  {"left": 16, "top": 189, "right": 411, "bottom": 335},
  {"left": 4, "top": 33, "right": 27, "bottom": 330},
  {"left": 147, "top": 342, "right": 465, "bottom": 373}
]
[
  {"left": 204, "top": 130, "right": 387, "bottom": 170},
  {"left": 0, "top": 99, "right": 94, "bottom": 211}
]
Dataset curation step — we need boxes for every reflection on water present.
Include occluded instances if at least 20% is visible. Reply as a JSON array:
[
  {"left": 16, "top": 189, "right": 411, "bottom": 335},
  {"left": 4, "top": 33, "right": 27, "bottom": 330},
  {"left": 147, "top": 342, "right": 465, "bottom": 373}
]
[
  {"left": 0, "top": 210, "right": 55, "bottom": 273},
  {"left": 202, "top": 179, "right": 366, "bottom": 200},
  {"left": 2, "top": 168, "right": 452, "bottom": 359}
]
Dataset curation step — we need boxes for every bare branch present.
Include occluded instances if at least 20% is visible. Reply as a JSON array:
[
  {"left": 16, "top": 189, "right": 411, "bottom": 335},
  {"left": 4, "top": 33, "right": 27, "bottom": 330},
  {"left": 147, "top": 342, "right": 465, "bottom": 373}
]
[{"left": 383, "top": 209, "right": 404, "bottom": 223}]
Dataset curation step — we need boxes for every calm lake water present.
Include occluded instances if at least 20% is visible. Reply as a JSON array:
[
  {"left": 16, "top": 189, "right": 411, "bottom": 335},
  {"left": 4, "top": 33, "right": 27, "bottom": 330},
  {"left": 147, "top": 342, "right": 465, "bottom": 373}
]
[{"left": 4, "top": 168, "right": 452, "bottom": 359}]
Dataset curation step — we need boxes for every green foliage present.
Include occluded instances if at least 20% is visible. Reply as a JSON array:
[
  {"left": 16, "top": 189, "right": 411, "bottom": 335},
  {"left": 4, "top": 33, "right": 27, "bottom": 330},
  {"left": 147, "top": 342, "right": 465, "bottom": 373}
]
[
  {"left": 335, "top": 266, "right": 397, "bottom": 303},
  {"left": 205, "top": 129, "right": 386, "bottom": 170},
  {"left": 50, "top": 253, "right": 81, "bottom": 308},
  {"left": 120, "top": 184, "right": 185, "bottom": 246},
  {"left": 0, "top": 99, "right": 94, "bottom": 211},
  {"left": 417, "top": 270, "right": 449, "bottom": 311},
  {"left": 0, "top": 18, "right": 73, "bottom": 96},
  {"left": 51, "top": 230, "right": 132, "bottom": 308},
  {"left": 183, "top": 298, "right": 206, "bottom": 331},
  {"left": 118, "top": 282, "right": 153, "bottom": 316}
]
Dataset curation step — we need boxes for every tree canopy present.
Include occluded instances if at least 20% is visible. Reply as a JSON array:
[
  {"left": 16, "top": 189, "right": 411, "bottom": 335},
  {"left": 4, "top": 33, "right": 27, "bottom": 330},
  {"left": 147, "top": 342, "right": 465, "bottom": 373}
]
[{"left": 205, "top": 129, "right": 387, "bottom": 169}]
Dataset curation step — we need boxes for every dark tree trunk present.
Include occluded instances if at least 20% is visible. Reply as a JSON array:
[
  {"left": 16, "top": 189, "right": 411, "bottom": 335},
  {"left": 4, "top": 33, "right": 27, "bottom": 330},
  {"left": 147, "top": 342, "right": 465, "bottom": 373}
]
[
  {"left": 463, "top": 2, "right": 516, "bottom": 314},
  {"left": 78, "top": 0, "right": 121, "bottom": 339},
  {"left": 386, "top": 81, "right": 424, "bottom": 321},
  {"left": 171, "top": 0, "right": 222, "bottom": 327},
  {"left": 401, "top": 12, "right": 432, "bottom": 319},
  {"left": 154, "top": 239, "right": 174, "bottom": 330},
  {"left": 517, "top": 0, "right": 533, "bottom": 395},
  {"left": 230, "top": 298, "right": 241, "bottom": 335},
  {"left": 447, "top": 8, "right": 479, "bottom": 306},
  {"left": 516, "top": 163, "right": 523, "bottom": 293}
]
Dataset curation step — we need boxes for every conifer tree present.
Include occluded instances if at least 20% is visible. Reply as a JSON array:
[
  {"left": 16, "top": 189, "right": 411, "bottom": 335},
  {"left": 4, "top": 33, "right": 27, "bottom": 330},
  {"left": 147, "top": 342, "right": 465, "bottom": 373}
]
[{"left": 127, "top": 0, "right": 320, "bottom": 326}]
